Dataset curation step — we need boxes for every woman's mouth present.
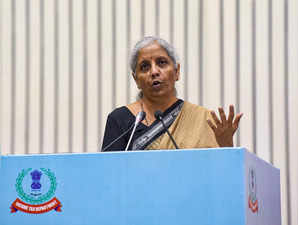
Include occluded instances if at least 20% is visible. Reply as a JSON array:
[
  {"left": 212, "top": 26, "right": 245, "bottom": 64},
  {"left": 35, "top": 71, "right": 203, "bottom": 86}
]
[{"left": 152, "top": 81, "right": 162, "bottom": 88}]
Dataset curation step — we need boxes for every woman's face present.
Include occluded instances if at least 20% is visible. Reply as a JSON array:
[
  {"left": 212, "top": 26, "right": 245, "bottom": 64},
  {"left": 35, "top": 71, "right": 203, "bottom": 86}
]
[{"left": 134, "top": 41, "right": 180, "bottom": 99}]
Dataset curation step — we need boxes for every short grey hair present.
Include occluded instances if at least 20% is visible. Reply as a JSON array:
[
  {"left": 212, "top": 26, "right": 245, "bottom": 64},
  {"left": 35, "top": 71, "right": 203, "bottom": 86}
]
[{"left": 129, "top": 36, "right": 179, "bottom": 74}]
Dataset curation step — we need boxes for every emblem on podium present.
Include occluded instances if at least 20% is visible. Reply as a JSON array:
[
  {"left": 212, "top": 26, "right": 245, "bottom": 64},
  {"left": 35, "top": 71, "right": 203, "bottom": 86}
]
[
  {"left": 10, "top": 168, "right": 62, "bottom": 214},
  {"left": 248, "top": 168, "right": 258, "bottom": 213}
]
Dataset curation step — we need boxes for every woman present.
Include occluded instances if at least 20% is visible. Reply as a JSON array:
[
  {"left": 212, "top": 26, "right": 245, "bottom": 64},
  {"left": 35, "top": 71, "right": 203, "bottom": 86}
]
[{"left": 102, "top": 36, "right": 243, "bottom": 151}]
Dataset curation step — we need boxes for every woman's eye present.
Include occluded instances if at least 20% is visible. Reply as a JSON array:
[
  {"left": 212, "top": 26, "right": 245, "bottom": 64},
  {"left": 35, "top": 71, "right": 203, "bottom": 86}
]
[
  {"left": 158, "top": 59, "right": 168, "bottom": 66},
  {"left": 141, "top": 65, "right": 147, "bottom": 71},
  {"left": 140, "top": 62, "right": 150, "bottom": 71}
]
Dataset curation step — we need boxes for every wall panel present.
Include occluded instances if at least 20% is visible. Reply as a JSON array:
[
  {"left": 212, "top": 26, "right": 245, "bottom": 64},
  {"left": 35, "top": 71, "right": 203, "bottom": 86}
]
[
  {"left": 71, "top": 0, "right": 84, "bottom": 153},
  {"left": 159, "top": 0, "right": 171, "bottom": 42},
  {"left": 203, "top": 0, "right": 221, "bottom": 109},
  {"left": 129, "top": 0, "right": 142, "bottom": 103},
  {"left": 57, "top": 0, "right": 70, "bottom": 153},
  {"left": 173, "top": 0, "right": 186, "bottom": 100},
  {"left": 0, "top": 0, "right": 13, "bottom": 155},
  {"left": 14, "top": 0, "right": 27, "bottom": 154},
  {"left": 255, "top": 0, "right": 271, "bottom": 162},
  {"left": 100, "top": 0, "right": 113, "bottom": 141},
  {"left": 288, "top": 0, "right": 298, "bottom": 224},
  {"left": 144, "top": 0, "right": 157, "bottom": 36},
  {"left": 115, "top": 0, "right": 128, "bottom": 108},
  {"left": 223, "top": 1, "right": 237, "bottom": 111},
  {"left": 29, "top": 0, "right": 41, "bottom": 154},
  {"left": 186, "top": 0, "right": 199, "bottom": 104},
  {"left": 272, "top": 1, "right": 288, "bottom": 224},
  {"left": 239, "top": 0, "right": 254, "bottom": 153},
  {"left": 87, "top": 0, "right": 100, "bottom": 152},
  {"left": 43, "top": 0, "right": 55, "bottom": 154}
]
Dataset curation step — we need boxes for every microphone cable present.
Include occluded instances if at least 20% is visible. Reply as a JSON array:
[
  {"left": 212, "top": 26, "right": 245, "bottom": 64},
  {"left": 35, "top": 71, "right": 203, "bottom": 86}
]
[
  {"left": 154, "top": 110, "right": 179, "bottom": 149},
  {"left": 101, "top": 123, "right": 135, "bottom": 152}
]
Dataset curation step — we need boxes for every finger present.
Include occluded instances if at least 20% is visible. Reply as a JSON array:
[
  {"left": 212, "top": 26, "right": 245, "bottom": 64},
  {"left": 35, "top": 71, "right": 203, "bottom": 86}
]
[
  {"left": 218, "top": 107, "right": 227, "bottom": 124},
  {"left": 210, "top": 110, "right": 221, "bottom": 126},
  {"left": 233, "top": 113, "right": 243, "bottom": 129},
  {"left": 207, "top": 119, "right": 217, "bottom": 132},
  {"left": 227, "top": 105, "right": 235, "bottom": 123}
]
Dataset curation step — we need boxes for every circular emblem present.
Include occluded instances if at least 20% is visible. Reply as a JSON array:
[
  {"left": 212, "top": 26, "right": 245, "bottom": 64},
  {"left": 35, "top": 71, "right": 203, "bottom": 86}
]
[
  {"left": 11, "top": 168, "right": 62, "bottom": 214},
  {"left": 15, "top": 168, "right": 57, "bottom": 205}
]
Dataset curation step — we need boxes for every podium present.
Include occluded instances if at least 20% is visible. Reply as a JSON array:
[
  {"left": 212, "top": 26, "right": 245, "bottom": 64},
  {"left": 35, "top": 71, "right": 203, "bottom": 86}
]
[{"left": 0, "top": 148, "right": 281, "bottom": 225}]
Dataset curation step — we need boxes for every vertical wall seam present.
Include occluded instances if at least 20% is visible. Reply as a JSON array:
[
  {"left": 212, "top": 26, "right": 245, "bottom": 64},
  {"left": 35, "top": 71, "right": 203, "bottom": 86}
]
[
  {"left": 252, "top": 0, "right": 257, "bottom": 154},
  {"left": 83, "top": 0, "right": 88, "bottom": 152},
  {"left": 184, "top": 0, "right": 188, "bottom": 100},
  {"left": 284, "top": 0, "right": 291, "bottom": 224},
  {"left": 155, "top": 0, "right": 159, "bottom": 37},
  {"left": 54, "top": 0, "right": 59, "bottom": 153},
  {"left": 235, "top": 0, "right": 240, "bottom": 147},
  {"left": 68, "top": 0, "right": 73, "bottom": 153},
  {"left": 170, "top": 0, "right": 174, "bottom": 45},
  {"left": 219, "top": 0, "right": 225, "bottom": 107},
  {"left": 126, "top": 0, "right": 131, "bottom": 104},
  {"left": 198, "top": 0, "right": 203, "bottom": 105},
  {"left": 11, "top": 0, "right": 16, "bottom": 154},
  {"left": 112, "top": 0, "right": 116, "bottom": 109},
  {"left": 39, "top": 0, "right": 45, "bottom": 154},
  {"left": 25, "top": 1, "right": 31, "bottom": 154},
  {"left": 268, "top": 0, "right": 273, "bottom": 164},
  {"left": 97, "top": 0, "right": 102, "bottom": 150},
  {"left": 141, "top": 0, "right": 145, "bottom": 37}
]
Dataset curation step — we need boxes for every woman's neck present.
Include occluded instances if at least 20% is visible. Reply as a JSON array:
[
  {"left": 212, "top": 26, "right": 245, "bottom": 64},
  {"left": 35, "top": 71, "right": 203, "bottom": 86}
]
[{"left": 140, "top": 95, "right": 178, "bottom": 116}]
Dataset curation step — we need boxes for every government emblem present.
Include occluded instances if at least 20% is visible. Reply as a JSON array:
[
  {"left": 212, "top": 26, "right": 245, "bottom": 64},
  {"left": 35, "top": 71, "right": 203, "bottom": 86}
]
[
  {"left": 248, "top": 168, "right": 258, "bottom": 213},
  {"left": 10, "top": 168, "right": 62, "bottom": 214}
]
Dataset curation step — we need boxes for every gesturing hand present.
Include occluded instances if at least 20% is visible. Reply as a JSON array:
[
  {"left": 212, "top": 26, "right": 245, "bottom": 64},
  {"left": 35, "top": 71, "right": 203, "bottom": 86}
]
[{"left": 207, "top": 105, "right": 243, "bottom": 147}]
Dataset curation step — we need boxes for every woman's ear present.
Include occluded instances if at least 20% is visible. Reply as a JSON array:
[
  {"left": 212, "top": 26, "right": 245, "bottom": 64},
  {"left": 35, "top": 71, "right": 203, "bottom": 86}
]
[
  {"left": 175, "top": 64, "right": 180, "bottom": 81},
  {"left": 132, "top": 72, "right": 141, "bottom": 89},
  {"left": 132, "top": 72, "right": 137, "bottom": 81}
]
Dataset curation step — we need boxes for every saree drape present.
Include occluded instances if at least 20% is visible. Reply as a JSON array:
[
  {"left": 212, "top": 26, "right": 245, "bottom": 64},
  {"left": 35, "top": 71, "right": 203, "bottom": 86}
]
[{"left": 146, "top": 101, "right": 219, "bottom": 150}]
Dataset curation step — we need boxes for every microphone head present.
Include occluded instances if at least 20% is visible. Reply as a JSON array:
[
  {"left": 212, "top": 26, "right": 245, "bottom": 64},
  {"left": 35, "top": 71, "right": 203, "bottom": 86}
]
[
  {"left": 154, "top": 110, "right": 163, "bottom": 120},
  {"left": 136, "top": 111, "right": 146, "bottom": 123}
]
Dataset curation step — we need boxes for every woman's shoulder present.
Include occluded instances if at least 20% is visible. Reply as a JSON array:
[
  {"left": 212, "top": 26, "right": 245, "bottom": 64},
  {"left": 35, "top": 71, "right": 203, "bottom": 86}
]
[
  {"left": 108, "top": 106, "right": 132, "bottom": 120},
  {"left": 108, "top": 101, "right": 140, "bottom": 120},
  {"left": 183, "top": 101, "right": 211, "bottom": 113},
  {"left": 126, "top": 101, "right": 140, "bottom": 115},
  {"left": 180, "top": 101, "right": 213, "bottom": 124}
]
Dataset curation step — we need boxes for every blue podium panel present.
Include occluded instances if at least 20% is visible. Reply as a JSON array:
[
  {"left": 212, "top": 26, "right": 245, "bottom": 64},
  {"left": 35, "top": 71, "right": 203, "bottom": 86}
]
[{"left": 0, "top": 148, "right": 280, "bottom": 225}]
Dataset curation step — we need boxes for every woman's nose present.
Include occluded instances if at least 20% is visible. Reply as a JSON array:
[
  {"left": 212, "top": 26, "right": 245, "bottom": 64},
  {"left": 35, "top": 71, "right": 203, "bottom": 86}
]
[{"left": 151, "top": 64, "right": 160, "bottom": 77}]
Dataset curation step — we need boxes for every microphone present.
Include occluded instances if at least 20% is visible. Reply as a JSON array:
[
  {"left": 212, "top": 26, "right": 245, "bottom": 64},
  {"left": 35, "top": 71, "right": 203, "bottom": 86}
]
[
  {"left": 154, "top": 110, "right": 179, "bottom": 149},
  {"left": 124, "top": 111, "right": 146, "bottom": 151}
]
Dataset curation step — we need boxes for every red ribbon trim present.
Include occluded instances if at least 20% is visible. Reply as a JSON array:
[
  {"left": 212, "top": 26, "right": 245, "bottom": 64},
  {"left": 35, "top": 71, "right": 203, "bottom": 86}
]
[{"left": 10, "top": 197, "right": 62, "bottom": 214}]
